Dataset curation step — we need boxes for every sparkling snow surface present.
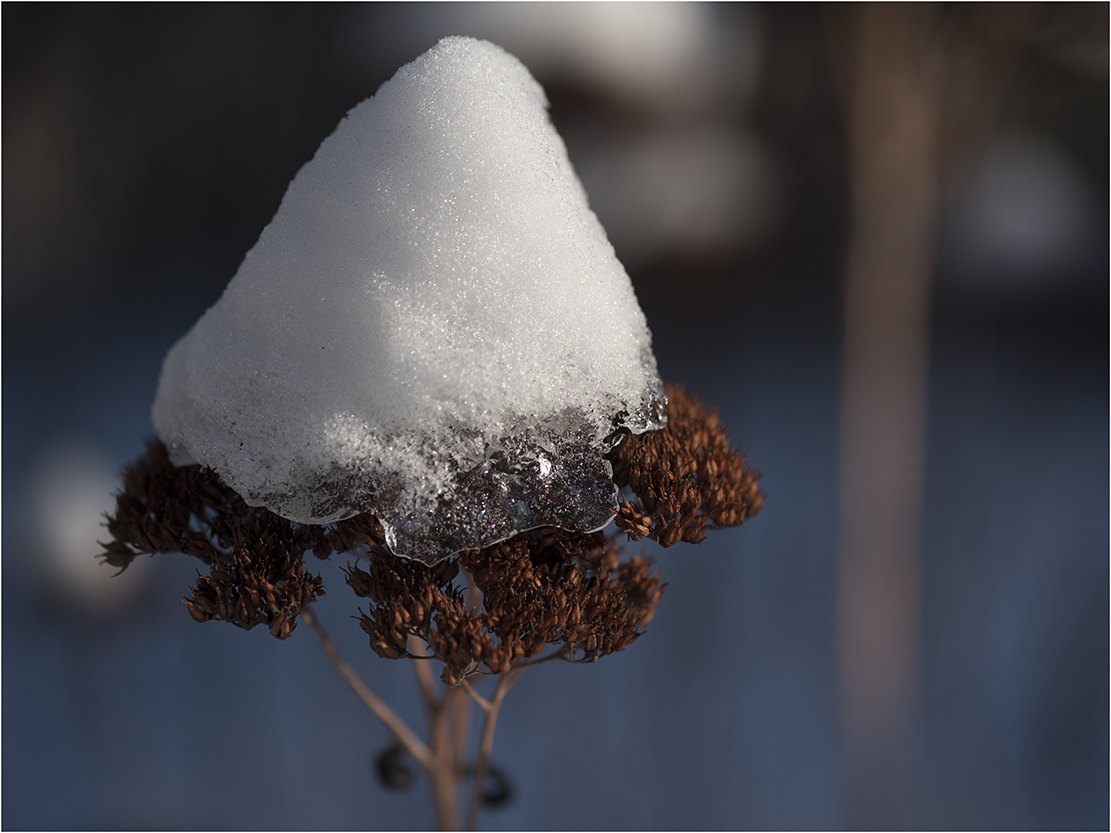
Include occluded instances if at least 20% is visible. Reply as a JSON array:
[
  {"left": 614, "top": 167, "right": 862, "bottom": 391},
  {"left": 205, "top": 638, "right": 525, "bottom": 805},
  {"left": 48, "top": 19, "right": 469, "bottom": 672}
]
[{"left": 152, "top": 37, "right": 664, "bottom": 563}]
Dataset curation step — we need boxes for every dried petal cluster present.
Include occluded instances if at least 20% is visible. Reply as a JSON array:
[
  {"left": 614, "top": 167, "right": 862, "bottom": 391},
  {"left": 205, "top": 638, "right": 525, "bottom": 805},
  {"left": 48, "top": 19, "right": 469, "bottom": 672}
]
[
  {"left": 610, "top": 383, "right": 763, "bottom": 546},
  {"left": 103, "top": 441, "right": 381, "bottom": 638},
  {"left": 100, "top": 385, "right": 761, "bottom": 676},
  {"left": 348, "top": 530, "right": 664, "bottom": 685}
]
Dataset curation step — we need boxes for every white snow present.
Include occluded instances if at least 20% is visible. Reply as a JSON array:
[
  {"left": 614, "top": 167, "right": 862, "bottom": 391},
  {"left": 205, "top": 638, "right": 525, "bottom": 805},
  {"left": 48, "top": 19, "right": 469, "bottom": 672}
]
[
  {"left": 152, "top": 36, "right": 664, "bottom": 563},
  {"left": 33, "top": 441, "right": 152, "bottom": 610}
]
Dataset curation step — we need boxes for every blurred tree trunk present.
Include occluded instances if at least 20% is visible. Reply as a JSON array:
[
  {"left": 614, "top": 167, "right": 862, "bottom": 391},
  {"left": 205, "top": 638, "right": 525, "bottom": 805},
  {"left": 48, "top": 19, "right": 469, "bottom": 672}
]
[{"left": 828, "top": 4, "right": 1035, "bottom": 827}]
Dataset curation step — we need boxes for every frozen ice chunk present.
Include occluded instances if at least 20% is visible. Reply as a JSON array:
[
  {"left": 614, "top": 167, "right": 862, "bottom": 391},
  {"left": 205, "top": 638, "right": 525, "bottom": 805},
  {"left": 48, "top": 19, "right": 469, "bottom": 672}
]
[{"left": 152, "top": 36, "right": 665, "bottom": 563}]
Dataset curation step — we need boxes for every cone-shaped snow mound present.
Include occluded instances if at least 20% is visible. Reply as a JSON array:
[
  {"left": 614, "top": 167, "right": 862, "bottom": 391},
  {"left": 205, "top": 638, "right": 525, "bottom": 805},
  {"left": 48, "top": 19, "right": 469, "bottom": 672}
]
[{"left": 152, "top": 36, "right": 665, "bottom": 563}]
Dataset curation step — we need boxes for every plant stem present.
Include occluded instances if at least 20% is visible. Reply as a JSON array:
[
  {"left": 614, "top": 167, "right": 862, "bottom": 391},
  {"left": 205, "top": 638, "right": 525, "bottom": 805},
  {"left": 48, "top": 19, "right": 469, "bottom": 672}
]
[
  {"left": 461, "top": 680, "right": 492, "bottom": 712},
  {"left": 300, "top": 607, "right": 434, "bottom": 770},
  {"left": 304, "top": 602, "right": 522, "bottom": 831},
  {"left": 465, "top": 667, "right": 523, "bottom": 831},
  {"left": 428, "top": 684, "right": 469, "bottom": 830},
  {"left": 410, "top": 636, "right": 439, "bottom": 722}
]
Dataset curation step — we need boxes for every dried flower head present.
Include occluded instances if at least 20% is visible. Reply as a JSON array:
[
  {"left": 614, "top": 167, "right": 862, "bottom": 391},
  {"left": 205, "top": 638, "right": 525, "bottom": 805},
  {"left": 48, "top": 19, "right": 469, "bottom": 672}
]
[
  {"left": 611, "top": 383, "right": 763, "bottom": 546},
  {"left": 101, "top": 384, "right": 760, "bottom": 671},
  {"left": 345, "top": 529, "right": 664, "bottom": 686},
  {"left": 103, "top": 440, "right": 377, "bottom": 639}
]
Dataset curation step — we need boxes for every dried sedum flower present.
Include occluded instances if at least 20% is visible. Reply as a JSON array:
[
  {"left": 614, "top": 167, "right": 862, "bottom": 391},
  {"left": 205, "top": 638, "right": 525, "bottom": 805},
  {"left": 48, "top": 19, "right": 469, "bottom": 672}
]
[
  {"left": 101, "top": 383, "right": 760, "bottom": 663},
  {"left": 346, "top": 530, "right": 664, "bottom": 686},
  {"left": 611, "top": 384, "right": 763, "bottom": 546},
  {"left": 100, "top": 379, "right": 761, "bottom": 830},
  {"left": 97, "top": 36, "right": 764, "bottom": 829}
]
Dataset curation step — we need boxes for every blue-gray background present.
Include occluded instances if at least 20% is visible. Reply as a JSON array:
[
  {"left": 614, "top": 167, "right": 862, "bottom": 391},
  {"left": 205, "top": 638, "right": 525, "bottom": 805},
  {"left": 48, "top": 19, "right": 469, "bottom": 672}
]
[{"left": 3, "top": 5, "right": 1107, "bottom": 830}]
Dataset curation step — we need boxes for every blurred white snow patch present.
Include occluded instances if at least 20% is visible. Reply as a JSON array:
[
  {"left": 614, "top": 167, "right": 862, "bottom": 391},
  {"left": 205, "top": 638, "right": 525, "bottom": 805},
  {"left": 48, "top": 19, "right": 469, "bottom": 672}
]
[
  {"left": 346, "top": 3, "right": 763, "bottom": 116},
  {"left": 571, "top": 126, "right": 785, "bottom": 265},
  {"left": 940, "top": 133, "right": 1102, "bottom": 296},
  {"left": 31, "top": 441, "right": 150, "bottom": 612}
]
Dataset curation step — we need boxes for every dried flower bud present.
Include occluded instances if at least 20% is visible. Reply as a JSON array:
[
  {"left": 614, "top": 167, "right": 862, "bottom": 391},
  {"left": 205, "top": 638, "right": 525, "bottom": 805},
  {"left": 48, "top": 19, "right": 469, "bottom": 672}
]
[
  {"left": 375, "top": 744, "right": 415, "bottom": 791},
  {"left": 343, "top": 563, "right": 376, "bottom": 599}
]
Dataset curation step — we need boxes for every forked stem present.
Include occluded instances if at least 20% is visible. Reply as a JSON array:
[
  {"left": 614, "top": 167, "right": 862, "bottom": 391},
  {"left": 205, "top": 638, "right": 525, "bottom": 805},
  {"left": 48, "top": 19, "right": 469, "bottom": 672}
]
[{"left": 304, "top": 606, "right": 523, "bottom": 831}]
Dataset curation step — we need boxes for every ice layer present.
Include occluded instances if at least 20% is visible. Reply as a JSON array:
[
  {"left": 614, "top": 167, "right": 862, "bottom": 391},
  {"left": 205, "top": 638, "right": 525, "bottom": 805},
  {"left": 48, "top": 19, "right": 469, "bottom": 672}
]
[{"left": 152, "top": 36, "right": 665, "bottom": 563}]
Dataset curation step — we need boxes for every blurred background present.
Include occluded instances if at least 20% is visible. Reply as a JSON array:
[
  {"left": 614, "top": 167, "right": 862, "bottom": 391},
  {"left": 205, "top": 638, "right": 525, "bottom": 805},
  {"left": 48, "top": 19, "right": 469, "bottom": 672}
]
[{"left": 3, "top": 3, "right": 1106, "bottom": 829}]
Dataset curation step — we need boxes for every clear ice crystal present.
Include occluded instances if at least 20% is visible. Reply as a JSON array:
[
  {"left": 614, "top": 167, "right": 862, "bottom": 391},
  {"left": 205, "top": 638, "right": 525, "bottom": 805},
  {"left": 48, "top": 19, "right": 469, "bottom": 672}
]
[{"left": 244, "top": 381, "right": 666, "bottom": 565}]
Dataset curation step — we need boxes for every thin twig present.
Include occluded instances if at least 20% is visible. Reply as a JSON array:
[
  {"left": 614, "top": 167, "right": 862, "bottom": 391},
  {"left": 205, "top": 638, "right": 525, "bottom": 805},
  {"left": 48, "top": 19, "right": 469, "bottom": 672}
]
[
  {"left": 301, "top": 607, "right": 434, "bottom": 770},
  {"left": 518, "top": 644, "right": 572, "bottom": 667},
  {"left": 461, "top": 680, "right": 493, "bottom": 712},
  {"left": 452, "top": 683, "right": 472, "bottom": 778},
  {"left": 465, "top": 666, "right": 523, "bottom": 831},
  {"left": 410, "top": 634, "right": 440, "bottom": 715}
]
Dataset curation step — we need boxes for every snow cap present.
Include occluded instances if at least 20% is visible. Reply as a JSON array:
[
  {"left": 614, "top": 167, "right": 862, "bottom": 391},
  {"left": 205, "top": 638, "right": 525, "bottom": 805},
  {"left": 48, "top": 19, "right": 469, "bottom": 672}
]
[{"left": 152, "top": 37, "right": 664, "bottom": 563}]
